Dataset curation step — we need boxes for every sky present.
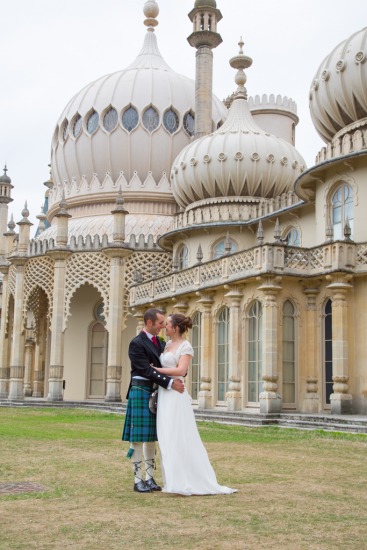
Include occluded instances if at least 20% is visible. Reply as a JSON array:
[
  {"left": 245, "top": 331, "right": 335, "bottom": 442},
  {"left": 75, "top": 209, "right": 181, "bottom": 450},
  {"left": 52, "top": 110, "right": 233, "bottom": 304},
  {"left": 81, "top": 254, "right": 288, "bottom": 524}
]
[{"left": 0, "top": 0, "right": 365, "bottom": 231}]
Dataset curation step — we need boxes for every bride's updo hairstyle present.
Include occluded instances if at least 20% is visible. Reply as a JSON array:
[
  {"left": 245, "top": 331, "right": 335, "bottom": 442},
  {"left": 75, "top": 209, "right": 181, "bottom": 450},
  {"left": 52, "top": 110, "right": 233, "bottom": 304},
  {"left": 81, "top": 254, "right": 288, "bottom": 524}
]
[{"left": 169, "top": 314, "right": 193, "bottom": 335}]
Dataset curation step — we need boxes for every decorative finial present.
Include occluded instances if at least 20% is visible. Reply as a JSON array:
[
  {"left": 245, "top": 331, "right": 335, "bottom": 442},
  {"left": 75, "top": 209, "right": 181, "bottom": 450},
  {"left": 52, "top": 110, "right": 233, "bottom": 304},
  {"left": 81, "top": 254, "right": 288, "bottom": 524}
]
[
  {"left": 344, "top": 217, "right": 352, "bottom": 242},
  {"left": 229, "top": 37, "right": 253, "bottom": 99},
  {"left": 273, "top": 218, "right": 282, "bottom": 243},
  {"left": 257, "top": 220, "right": 264, "bottom": 245},
  {"left": 22, "top": 201, "right": 30, "bottom": 219},
  {"left": 224, "top": 232, "right": 232, "bottom": 255},
  {"left": 196, "top": 244, "right": 203, "bottom": 264},
  {"left": 8, "top": 214, "right": 16, "bottom": 233},
  {"left": 144, "top": 1, "right": 159, "bottom": 30}
]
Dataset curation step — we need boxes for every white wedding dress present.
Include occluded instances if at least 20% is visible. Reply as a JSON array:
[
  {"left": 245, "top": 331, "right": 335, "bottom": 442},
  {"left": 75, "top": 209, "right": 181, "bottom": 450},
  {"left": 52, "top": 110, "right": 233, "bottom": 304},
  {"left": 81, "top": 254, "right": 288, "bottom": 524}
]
[{"left": 157, "top": 340, "right": 237, "bottom": 496}]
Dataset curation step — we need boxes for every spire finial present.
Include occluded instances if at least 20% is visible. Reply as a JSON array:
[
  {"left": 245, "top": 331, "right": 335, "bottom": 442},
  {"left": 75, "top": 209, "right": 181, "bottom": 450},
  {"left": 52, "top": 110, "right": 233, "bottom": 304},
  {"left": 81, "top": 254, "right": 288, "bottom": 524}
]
[
  {"left": 229, "top": 37, "right": 253, "bottom": 99},
  {"left": 144, "top": 1, "right": 159, "bottom": 30}
]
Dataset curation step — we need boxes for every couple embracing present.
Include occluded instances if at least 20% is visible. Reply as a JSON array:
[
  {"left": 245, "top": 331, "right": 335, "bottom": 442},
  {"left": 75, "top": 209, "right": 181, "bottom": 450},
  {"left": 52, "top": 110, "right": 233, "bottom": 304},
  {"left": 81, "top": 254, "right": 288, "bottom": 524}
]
[{"left": 122, "top": 308, "right": 236, "bottom": 496}]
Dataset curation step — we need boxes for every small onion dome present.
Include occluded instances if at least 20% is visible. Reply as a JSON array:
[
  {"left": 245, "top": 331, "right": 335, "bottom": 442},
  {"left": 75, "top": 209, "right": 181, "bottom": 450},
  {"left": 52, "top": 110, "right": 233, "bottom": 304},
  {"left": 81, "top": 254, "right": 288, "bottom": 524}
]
[
  {"left": 0, "top": 166, "right": 11, "bottom": 184},
  {"left": 309, "top": 27, "right": 367, "bottom": 143},
  {"left": 195, "top": 0, "right": 217, "bottom": 7},
  {"left": 171, "top": 39, "right": 306, "bottom": 208}
]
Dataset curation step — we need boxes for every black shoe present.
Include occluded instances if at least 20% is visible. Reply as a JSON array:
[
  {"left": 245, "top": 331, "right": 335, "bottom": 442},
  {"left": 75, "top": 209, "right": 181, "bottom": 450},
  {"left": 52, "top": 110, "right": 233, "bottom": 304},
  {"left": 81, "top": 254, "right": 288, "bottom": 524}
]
[
  {"left": 145, "top": 478, "right": 162, "bottom": 491},
  {"left": 134, "top": 480, "right": 152, "bottom": 493}
]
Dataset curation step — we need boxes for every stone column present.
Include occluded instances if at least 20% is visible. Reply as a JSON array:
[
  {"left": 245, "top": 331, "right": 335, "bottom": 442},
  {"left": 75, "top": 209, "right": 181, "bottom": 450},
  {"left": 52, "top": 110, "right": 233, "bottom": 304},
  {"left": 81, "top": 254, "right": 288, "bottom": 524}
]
[
  {"left": 23, "top": 336, "right": 35, "bottom": 397},
  {"left": 258, "top": 276, "right": 282, "bottom": 414},
  {"left": 103, "top": 248, "right": 132, "bottom": 402},
  {"left": 197, "top": 292, "right": 214, "bottom": 409},
  {"left": 225, "top": 286, "right": 243, "bottom": 411},
  {"left": 8, "top": 260, "right": 27, "bottom": 400},
  {"left": 32, "top": 322, "right": 46, "bottom": 398},
  {"left": 187, "top": 4, "right": 223, "bottom": 138},
  {"left": 46, "top": 250, "right": 71, "bottom": 401},
  {"left": 302, "top": 284, "right": 321, "bottom": 413},
  {"left": 8, "top": 205, "right": 33, "bottom": 400},
  {"left": 327, "top": 274, "right": 353, "bottom": 414},
  {"left": 0, "top": 264, "right": 10, "bottom": 397}
]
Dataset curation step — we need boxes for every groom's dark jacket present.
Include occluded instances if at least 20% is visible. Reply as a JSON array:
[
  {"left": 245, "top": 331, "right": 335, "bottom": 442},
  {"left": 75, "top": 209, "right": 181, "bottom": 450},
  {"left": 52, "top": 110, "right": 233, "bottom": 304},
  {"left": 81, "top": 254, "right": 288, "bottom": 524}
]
[{"left": 126, "top": 331, "right": 172, "bottom": 398}]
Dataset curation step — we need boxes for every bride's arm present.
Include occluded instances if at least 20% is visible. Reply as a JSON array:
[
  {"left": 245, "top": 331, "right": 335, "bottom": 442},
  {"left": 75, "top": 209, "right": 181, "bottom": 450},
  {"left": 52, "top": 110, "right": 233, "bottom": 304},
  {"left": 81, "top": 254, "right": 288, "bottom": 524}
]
[{"left": 154, "top": 354, "right": 191, "bottom": 376}]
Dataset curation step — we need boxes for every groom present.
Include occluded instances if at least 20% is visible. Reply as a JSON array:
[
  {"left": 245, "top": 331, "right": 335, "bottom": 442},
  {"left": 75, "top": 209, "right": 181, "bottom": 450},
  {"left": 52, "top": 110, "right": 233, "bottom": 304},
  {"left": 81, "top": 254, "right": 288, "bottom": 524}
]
[{"left": 122, "top": 308, "right": 184, "bottom": 493}]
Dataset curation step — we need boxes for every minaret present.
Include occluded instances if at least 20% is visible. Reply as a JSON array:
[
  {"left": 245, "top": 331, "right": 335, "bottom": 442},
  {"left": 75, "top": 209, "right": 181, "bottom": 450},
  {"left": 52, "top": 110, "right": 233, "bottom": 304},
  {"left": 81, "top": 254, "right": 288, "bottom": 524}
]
[
  {"left": 187, "top": 0, "right": 222, "bottom": 139},
  {"left": 0, "top": 166, "right": 14, "bottom": 257}
]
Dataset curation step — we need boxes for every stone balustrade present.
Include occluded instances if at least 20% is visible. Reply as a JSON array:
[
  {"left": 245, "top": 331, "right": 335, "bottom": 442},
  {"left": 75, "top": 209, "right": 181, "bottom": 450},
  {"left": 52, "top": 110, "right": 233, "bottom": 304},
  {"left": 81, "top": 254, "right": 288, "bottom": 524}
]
[{"left": 130, "top": 240, "right": 367, "bottom": 306}]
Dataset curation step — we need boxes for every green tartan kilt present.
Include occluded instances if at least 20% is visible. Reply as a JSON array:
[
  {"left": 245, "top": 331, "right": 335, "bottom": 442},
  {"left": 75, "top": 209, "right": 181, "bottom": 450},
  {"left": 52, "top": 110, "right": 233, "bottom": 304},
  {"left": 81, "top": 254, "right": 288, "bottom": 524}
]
[{"left": 122, "top": 386, "right": 157, "bottom": 442}]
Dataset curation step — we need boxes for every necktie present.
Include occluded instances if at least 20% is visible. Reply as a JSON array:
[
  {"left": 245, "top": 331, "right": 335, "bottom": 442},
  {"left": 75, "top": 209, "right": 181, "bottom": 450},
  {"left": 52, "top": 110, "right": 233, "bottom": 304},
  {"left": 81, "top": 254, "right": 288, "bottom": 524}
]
[{"left": 152, "top": 335, "right": 159, "bottom": 348}]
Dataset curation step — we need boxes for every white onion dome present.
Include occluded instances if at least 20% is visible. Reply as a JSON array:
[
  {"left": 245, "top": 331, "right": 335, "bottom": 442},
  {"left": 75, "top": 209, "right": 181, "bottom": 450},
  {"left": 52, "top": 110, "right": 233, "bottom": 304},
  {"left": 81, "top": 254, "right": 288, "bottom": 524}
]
[
  {"left": 309, "top": 27, "right": 367, "bottom": 143},
  {"left": 50, "top": 3, "right": 227, "bottom": 216},
  {"left": 171, "top": 39, "right": 306, "bottom": 209}
]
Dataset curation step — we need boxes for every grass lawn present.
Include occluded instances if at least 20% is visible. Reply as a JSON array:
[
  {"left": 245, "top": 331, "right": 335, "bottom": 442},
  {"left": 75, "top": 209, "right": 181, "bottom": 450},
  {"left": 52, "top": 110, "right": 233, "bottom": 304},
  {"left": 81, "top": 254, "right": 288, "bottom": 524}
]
[{"left": 1, "top": 407, "right": 367, "bottom": 550}]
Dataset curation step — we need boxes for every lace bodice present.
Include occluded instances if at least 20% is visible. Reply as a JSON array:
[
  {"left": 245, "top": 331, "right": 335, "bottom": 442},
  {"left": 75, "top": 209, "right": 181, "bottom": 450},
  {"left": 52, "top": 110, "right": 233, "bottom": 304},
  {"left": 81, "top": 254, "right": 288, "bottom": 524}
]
[{"left": 160, "top": 340, "right": 194, "bottom": 369}]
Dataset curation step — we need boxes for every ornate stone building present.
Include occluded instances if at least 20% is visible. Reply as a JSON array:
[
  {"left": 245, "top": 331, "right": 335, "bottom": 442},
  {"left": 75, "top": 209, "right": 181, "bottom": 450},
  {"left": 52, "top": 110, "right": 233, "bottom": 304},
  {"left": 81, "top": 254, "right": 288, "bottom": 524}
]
[{"left": 1, "top": 1, "right": 367, "bottom": 416}]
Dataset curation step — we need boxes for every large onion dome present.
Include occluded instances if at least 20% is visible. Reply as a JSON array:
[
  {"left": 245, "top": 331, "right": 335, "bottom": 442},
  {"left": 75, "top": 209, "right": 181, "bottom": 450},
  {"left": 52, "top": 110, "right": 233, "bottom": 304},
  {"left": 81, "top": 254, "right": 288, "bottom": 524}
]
[
  {"left": 171, "top": 39, "right": 306, "bottom": 209},
  {"left": 309, "top": 27, "right": 367, "bottom": 143},
  {"left": 49, "top": 1, "right": 227, "bottom": 217}
]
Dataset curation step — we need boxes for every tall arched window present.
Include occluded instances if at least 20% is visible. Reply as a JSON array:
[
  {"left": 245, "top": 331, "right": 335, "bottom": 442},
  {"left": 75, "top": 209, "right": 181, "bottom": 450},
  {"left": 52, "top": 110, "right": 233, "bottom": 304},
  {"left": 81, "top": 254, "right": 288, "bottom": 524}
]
[
  {"left": 190, "top": 312, "right": 202, "bottom": 400},
  {"left": 248, "top": 301, "right": 262, "bottom": 403},
  {"left": 331, "top": 183, "right": 353, "bottom": 240},
  {"left": 324, "top": 299, "right": 333, "bottom": 406},
  {"left": 282, "top": 300, "right": 296, "bottom": 405},
  {"left": 217, "top": 307, "right": 230, "bottom": 401},
  {"left": 88, "top": 321, "right": 108, "bottom": 398},
  {"left": 177, "top": 245, "right": 189, "bottom": 270}
]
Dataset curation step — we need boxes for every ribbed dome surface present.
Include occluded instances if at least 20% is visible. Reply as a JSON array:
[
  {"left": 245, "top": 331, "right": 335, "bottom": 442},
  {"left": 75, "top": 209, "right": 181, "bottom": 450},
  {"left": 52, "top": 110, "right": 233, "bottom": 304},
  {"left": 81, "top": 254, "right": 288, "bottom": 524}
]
[
  {"left": 51, "top": 29, "right": 227, "bottom": 188},
  {"left": 171, "top": 95, "right": 306, "bottom": 208},
  {"left": 309, "top": 27, "right": 367, "bottom": 143}
]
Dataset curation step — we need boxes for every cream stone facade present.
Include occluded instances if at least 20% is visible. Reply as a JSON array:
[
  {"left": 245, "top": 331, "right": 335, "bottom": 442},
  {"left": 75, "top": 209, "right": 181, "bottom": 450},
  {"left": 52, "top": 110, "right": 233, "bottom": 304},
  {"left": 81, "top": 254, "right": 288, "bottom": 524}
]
[{"left": 1, "top": 1, "right": 367, "bottom": 417}]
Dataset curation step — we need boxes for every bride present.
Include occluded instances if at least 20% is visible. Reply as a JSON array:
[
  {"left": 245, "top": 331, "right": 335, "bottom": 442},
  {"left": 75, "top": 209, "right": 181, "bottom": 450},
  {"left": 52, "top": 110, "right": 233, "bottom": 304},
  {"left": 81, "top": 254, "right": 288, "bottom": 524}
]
[{"left": 154, "top": 313, "right": 237, "bottom": 496}]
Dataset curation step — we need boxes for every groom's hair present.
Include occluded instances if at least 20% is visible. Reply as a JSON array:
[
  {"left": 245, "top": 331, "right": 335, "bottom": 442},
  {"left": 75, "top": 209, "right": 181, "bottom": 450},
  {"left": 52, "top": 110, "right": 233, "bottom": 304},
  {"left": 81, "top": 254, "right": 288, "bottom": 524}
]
[{"left": 144, "top": 308, "right": 164, "bottom": 325}]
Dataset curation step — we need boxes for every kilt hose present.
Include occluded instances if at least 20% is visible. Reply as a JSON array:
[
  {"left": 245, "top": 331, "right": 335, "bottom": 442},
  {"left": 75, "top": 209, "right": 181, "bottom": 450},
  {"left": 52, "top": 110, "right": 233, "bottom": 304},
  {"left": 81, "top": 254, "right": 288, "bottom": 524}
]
[{"left": 122, "top": 385, "right": 157, "bottom": 442}]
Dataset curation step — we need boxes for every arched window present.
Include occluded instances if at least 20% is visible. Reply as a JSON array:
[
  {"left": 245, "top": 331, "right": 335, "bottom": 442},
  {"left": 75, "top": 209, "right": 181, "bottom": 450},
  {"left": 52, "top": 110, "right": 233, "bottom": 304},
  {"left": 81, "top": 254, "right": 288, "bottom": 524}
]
[
  {"left": 72, "top": 114, "right": 82, "bottom": 138},
  {"left": 87, "top": 110, "right": 99, "bottom": 134},
  {"left": 217, "top": 307, "right": 230, "bottom": 401},
  {"left": 324, "top": 299, "right": 333, "bottom": 406},
  {"left": 190, "top": 312, "right": 202, "bottom": 401},
  {"left": 282, "top": 300, "right": 296, "bottom": 405},
  {"left": 142, "top": 106, "right": 159, "bottom": 133},
  {"left": 248, "top": 301, "right": 263, "bottom": 403},
  {"left": 183, "top": 111, "right": 195, "bottom": 137},
  {"left": 331, "top": 183, "right": 353, "bottom": 240},
  {"left": 284, "top": 228, "right": 301, "bottom": 246},
  {"left": 212, "top": 238, "right": 238, "bottom": 260},
  {"left": 177, "top": 245, "right": 189, "bottom": 270},
  {"left": 122, "top": 106, "right": 139, "bottom": 132},
  {"left": 163, "top": 108, "right": 179, "bottom": 134},
  {"left": 103, "top": 107, "right": 118, "bottom": 132},
  {"left": 88, "top": 321, "right": 108, "bottom": 398}
]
